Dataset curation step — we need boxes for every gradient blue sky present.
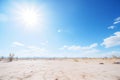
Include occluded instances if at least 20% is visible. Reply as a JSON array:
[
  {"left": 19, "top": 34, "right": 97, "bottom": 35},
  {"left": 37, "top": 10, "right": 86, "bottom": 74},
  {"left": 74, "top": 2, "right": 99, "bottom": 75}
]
[{"left": 0, "top": 0, "right": 120, "bottom": 57}]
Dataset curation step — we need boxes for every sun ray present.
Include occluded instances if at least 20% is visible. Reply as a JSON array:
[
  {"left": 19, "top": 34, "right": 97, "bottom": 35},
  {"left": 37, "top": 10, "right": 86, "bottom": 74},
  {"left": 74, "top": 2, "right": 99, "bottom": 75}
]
[
  {"left": 11, "top": 2, "right": 50, "bottom": 32},
  {"left": 12, "top": 3, "right": 43, "bottom": 30},
  {"left": 19, "top": 7, "right": 39, "bottom": 26}
]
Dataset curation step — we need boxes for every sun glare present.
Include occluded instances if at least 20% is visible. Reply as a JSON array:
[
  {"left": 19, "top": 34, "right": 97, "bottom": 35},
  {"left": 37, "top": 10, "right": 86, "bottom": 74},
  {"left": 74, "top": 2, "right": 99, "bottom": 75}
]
[
  {"left": 11, "top": 2, "right": 49, "bottom": 32},
  {"left": 18, "top": 7, "right": 40, "bottom": 28},
  {"left": 13, "top": 3, "right": 43, "bottom": 30},
  {"left": 20, "top": 8, "right": 38, "bottom": 26}
]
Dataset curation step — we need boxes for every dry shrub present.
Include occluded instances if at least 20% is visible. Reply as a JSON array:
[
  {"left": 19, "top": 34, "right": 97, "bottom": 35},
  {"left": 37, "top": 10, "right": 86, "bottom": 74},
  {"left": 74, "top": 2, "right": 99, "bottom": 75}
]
[
  {"left": 8, "top": 53, "right": 14, "bottom": 62},
  {"left": 113, "top": 62, "right": 120, "bottom": 64},
  {"left": 73, "top": 59, "right": 79, "bottom": 62},
  {"left": 99, "top": 62, "right": 104, "bottom": 64}
]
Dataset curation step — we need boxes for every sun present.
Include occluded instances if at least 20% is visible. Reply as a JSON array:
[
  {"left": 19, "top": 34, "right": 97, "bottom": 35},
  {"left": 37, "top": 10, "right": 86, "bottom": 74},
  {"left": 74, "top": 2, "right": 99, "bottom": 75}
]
[
  {"left": 13, "top": 3, "right": 42, "bottom": 30},
  {"left": 20, "top": 8, "right": 38, "bottom": 26},
  {"left": 19, "top": 7, "right": 39, "bottom": 27},
  {"left": 12, "top": 3, "right": 48, "bottom": 31}
]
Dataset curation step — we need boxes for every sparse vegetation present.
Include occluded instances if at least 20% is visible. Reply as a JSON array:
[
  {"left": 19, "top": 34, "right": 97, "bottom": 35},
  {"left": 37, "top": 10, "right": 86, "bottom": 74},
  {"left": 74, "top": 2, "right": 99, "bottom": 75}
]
[
  {"left": 99, "top": 62, "right": 104, "bottom": 64},
  {"left": 113, "top": 62, "right": 120, "bottom": 64},
  {"left": 8, "top": 53, "right": 14, "bottom": 62},
  {"left": 73, "top": 59, "right": 79, "bottom": 62}
]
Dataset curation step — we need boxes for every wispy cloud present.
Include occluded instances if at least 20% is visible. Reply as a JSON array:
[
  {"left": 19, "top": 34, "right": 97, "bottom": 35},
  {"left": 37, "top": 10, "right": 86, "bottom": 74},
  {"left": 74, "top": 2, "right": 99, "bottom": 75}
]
[
  {"left": 10, "top": 44, "right": 48, "bottom": 57},
  {"left": 107, "top": 16, "right": 120, "bottom": 30},
  {"left": 60, "top": 43, "right": 99, "bottom": 54},
  {"left": 107, "top": 26, "right": 115, "bottom": 29},
  {"left": 113, "top": 17, "right": 120, "bottom": 24},
  {"left": 27, "top": 46, "right": 47, "bottom": 53},
  {"left": 60, "top": 43, "right": 98, "bottom": 50},
  {"left": 19, "top": 46, "right": 48, "bottom": 57},
  {"left": 59, "top": 43, "right": 120, "bottom": 57},
  {"left": 101, "top": 31, "right": 120, "bottom": 48},
  {"left": 12, "top": 41, "right": 24, "bottom": 47}
]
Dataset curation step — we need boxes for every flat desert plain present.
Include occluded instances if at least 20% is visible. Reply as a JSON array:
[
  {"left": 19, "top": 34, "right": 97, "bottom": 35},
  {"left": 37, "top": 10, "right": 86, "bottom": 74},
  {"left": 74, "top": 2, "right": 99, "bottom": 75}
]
[{"left": 0, "top": 58, "right": 120, "bottom": 80}]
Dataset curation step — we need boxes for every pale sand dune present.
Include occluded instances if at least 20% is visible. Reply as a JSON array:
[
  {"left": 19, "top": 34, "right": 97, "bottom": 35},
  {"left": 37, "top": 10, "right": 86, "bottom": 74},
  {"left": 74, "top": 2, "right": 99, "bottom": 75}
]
[{"left": 0, "top": 59, "right": 120, "bottom": 80}]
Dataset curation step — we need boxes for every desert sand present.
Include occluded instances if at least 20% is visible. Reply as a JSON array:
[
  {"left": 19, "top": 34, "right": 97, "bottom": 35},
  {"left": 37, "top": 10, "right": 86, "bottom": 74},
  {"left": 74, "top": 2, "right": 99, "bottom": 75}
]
[{"left": 0, "top": 58, "right": 120, "bottom": 80}]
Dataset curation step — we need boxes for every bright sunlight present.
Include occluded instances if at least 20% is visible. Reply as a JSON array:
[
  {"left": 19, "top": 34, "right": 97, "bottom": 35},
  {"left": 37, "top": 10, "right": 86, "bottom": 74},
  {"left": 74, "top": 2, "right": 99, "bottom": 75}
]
[
  {"left": 13, "top": 3, "right": 44, "bottom": 30},
  {"left": 18, "top": 7, "right": 39, "bottom": 27},
  {"left": 11, "top": 2, "right": 50, "bottom": 32}
]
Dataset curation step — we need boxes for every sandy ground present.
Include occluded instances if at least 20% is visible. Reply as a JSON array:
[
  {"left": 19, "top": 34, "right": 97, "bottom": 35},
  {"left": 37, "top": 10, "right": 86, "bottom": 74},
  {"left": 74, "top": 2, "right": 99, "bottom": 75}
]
[{"left": 0, "top": 59, "right": 120, "bottom": 80}]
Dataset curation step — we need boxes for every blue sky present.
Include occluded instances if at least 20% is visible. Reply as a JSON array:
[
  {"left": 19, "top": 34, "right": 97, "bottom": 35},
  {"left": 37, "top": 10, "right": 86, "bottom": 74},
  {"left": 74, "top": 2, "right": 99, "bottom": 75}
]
[{"left": 0, "top": 0, "right": 120, "bottom": 57}]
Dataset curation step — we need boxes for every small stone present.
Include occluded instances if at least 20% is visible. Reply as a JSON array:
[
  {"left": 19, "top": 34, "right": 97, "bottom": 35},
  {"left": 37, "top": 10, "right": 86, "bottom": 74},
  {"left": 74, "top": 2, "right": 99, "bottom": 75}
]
[{"left": 99, "top": 63, "right": 104, "bottom": 64}]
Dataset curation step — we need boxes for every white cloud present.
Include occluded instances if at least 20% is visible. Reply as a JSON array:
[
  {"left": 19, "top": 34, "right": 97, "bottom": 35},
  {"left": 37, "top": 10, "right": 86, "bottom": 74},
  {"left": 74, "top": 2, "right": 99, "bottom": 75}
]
[
  {"left": 11, "top": 45, "right": 48, "bottom": 57},
  {"left": 107, "top": 17, "right": 120, "bottom": 30},
  {"left": 59, "top": 44, "right": 120, "bottom": 57},
  {"left": 0, "top": 13, "right": 8, "bottom": 22},
  {"left": 114, "top": 21, "right": 120, "bottom": 24},
  {"left": 108, "top": 26, "right": 115, "bottom": 29},
  {"left": 101, "top": 31, "right": 120, "bottom": 48},
  {"left": 113, "top": 17, "right": 120, "bottom": 24},
  {"left": 27, "top": 46, "right": 47, "bottom": 53},
  {"left": 60, "top": 43, "right": 99, "bottom": 54},
  {"left": 61, "top": 43, "right": 98, "bottom": 50},
  {"left": 89, "top": 43, "right": 98, "bottom": 48},
  {"left": 12, "top": 41, "right": 24, "bottom": 47},
  {"left": 9, "top": 41, "right": 49, "bottom": 57}
]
